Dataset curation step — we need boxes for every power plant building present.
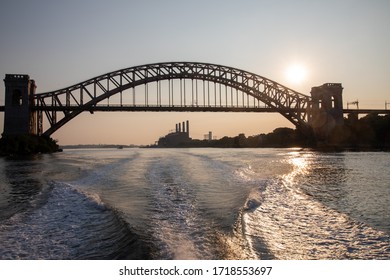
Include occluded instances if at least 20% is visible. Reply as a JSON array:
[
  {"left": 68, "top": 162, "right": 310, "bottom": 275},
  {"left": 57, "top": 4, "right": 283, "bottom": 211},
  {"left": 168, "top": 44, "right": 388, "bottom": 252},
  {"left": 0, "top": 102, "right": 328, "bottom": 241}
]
[{"left": 158, "top": 120, "right": 191, "bottom": 147}]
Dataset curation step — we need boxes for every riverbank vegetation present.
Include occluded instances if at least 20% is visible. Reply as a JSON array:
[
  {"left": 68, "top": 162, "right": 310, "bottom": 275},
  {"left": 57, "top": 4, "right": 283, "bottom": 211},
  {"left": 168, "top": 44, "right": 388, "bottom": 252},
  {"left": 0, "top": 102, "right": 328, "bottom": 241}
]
[
  {"left": 0, "top": 134, "right": 60, "bottom": 156},
  {"left": 327, "top": 113, "right": 390, "bottom": 149}
]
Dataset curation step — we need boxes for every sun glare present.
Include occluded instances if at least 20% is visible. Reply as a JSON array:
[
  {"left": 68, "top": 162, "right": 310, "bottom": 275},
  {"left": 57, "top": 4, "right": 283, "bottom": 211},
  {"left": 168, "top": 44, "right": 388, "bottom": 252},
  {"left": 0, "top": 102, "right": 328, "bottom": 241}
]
[{"left": 286, "top": 64, "right": 307, "bottom": 85}]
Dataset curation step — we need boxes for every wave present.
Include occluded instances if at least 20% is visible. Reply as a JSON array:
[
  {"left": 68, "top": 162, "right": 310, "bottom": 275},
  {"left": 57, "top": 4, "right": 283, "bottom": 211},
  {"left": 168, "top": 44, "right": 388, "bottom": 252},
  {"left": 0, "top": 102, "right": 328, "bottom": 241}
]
[
  {"left": 146, "top": 160, "right": 217, "bottom": 259},
  {"left": 0, "top": 181, "right": 150, "bottom": 260},
  {"left": 241, "top": 178, "right": 390, "bottom": 259}
]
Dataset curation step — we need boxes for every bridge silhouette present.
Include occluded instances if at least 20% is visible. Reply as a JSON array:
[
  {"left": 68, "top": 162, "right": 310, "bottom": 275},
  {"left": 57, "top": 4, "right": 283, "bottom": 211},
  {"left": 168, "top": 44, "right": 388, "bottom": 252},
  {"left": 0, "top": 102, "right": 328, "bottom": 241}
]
[{"left": 1, "top": 62, "right": 389, "bottom": 140}]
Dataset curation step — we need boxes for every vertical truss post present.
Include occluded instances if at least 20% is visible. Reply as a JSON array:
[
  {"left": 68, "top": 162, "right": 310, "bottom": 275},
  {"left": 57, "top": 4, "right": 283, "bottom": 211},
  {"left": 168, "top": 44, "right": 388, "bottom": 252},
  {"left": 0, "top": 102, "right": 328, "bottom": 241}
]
[
  {"left": 171, "top": 79, "right": 174, "bottom": 106},
  {"left": 225, "top": 85, "right": 228, "bottom": 107},
  {"left": 168, "top": 79, "right": 171, "bottom": 106},
  {"left": 236, "top": 88, "right": 238, "bottom": 107},
  {"left": 180, "top": 79, "right": 182, "bottom": 106},
  {"left": 184, "top": 78, "right": 186, "bottom": 106},
  {"left": 214, "top": 82, "right": 216, "bottom": 107},
  {"left": 191, "top": 79, "right": 195, "bottom": 106},
  {"left": 219, "top": 83, "right": 222, "bottom": 107}
]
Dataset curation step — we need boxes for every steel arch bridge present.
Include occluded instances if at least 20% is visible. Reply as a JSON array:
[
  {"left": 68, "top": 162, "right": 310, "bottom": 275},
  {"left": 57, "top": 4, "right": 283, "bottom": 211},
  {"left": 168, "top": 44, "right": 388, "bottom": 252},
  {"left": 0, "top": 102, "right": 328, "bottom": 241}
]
[{"left": 33, "top": 62, "right": 312, "bottom": 136}]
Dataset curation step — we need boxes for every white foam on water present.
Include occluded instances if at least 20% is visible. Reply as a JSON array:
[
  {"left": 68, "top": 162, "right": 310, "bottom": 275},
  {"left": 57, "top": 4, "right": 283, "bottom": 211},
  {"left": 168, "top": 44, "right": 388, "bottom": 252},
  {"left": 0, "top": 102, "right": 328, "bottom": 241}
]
[
  {"left": 241, "top": 177, "right": 390, "bottom": 259},
  {"left": 0, "top": 181, "right": 133, "bottom": 259}
]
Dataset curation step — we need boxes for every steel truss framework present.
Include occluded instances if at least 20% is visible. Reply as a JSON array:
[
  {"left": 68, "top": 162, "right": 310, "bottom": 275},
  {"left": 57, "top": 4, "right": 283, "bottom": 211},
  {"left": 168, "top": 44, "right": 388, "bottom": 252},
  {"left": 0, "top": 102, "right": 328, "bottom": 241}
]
[{"left": 34, "top": 62, "right": 312, "bottom": 136}]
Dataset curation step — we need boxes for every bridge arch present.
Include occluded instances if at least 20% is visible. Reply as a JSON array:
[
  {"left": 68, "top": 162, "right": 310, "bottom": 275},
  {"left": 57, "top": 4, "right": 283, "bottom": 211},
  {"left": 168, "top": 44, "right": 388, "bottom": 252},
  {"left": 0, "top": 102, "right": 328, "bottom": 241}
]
[{"left": 33, "top": 62, "right": 312, "bottom": 136}]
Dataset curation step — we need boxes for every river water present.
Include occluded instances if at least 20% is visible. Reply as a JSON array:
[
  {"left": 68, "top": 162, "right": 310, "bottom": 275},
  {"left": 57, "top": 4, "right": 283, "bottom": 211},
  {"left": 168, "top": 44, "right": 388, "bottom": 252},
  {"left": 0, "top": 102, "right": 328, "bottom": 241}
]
[{"left": 0, "top": 148, "right": 389, "bottom": 259}]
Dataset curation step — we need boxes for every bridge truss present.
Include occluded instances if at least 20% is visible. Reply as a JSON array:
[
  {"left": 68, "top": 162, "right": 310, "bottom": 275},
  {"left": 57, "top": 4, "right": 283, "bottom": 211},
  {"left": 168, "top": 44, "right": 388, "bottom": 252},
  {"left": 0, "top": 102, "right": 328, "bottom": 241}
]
[{"left": 33, "top": 62, "right": 311, "bottom": 136}]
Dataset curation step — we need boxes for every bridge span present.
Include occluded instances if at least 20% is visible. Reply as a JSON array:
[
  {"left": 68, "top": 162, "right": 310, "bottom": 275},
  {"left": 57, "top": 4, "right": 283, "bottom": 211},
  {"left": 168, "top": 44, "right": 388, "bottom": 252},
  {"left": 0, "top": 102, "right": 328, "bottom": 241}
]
[{"left": 1, "top": 62, "right": 389, "bottom": 140}]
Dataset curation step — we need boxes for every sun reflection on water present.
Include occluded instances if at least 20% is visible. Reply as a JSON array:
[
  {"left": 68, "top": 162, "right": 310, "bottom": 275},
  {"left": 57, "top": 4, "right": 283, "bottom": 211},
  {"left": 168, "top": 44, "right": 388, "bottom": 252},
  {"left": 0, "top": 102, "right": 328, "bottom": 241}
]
[{"left": 242, "top": 150, "right": 390, "bottom": 259}]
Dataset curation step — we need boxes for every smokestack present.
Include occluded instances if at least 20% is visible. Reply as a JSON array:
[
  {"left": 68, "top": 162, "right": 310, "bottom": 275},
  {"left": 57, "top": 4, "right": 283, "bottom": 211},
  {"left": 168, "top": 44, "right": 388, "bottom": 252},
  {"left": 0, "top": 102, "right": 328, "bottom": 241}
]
[
  {"left": 176, "top": 123, "right": 179, "bottom": 132},
  {"left": 182, "top": 121, "right": 185, "bottom": 133},
  {"left": 186, "top": 120, "right": 189, "bottom": 137},
  {"left": 178, "top": 123, "right": 181, "bottom": 133}
]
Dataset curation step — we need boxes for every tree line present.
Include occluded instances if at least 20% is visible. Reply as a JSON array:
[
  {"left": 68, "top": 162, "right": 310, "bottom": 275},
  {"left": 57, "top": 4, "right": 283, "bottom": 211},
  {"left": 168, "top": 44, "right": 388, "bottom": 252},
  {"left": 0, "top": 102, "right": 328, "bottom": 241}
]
[{"left": 0, "top": 134, "right": 60, "bottom": 156}]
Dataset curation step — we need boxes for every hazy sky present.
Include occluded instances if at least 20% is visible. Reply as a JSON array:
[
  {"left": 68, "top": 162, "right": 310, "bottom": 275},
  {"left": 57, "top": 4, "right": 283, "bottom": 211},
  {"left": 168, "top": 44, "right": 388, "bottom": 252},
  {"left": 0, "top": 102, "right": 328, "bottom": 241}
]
[{"left": 1, "top": 0, "right": 389, "bottom": 145}]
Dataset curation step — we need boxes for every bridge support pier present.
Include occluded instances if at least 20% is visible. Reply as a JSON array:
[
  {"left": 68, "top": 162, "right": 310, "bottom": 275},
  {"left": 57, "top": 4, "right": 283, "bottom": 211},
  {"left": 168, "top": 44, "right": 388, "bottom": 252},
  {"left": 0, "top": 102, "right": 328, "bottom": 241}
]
[
  {"left": 3, "top": 74, "right": 38, "bottom": 136},
  {"left": 309, "top": 83, "right": 344, "bottom": 142}
]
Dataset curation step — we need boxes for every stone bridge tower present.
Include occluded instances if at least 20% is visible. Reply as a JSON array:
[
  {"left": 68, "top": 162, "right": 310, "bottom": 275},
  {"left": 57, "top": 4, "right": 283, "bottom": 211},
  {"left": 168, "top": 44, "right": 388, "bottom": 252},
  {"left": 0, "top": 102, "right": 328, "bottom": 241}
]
[
  {"left": 309, "top": 83, "right": 344, "bottom": 141},
  {"left": 3, "top": 74, "right": 37, "bottom": 136}
]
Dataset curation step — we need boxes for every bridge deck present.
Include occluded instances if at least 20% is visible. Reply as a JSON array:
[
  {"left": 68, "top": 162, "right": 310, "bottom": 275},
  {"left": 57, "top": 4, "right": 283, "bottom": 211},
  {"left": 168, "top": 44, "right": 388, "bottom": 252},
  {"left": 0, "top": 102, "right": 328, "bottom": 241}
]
[
  {"left": 32, "top": 105, "right": 301, "bottom": 113},
  {"left": 0, "top": 105, "right": 389, "bottom": 114},
  {"left": 342, "top": 109, "right": 390, "bottom": 114}
]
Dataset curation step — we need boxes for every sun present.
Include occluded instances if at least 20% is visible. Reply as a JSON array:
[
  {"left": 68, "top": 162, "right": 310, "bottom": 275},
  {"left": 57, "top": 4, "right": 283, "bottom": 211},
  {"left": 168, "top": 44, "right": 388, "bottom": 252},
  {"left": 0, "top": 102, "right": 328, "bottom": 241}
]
[{"left": 286, "top": 64, "right": 307, "bottom": 85}]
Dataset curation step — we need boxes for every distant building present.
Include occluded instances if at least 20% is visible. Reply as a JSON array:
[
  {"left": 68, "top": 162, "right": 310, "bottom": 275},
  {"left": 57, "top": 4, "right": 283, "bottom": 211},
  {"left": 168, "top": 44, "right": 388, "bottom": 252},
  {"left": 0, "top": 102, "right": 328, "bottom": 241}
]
[
  {"left": 158, "top": 120, "right": 191, "bottom": 147},
  {"left": 204, "top": 131, "right": 213, "bottom": 141}
]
